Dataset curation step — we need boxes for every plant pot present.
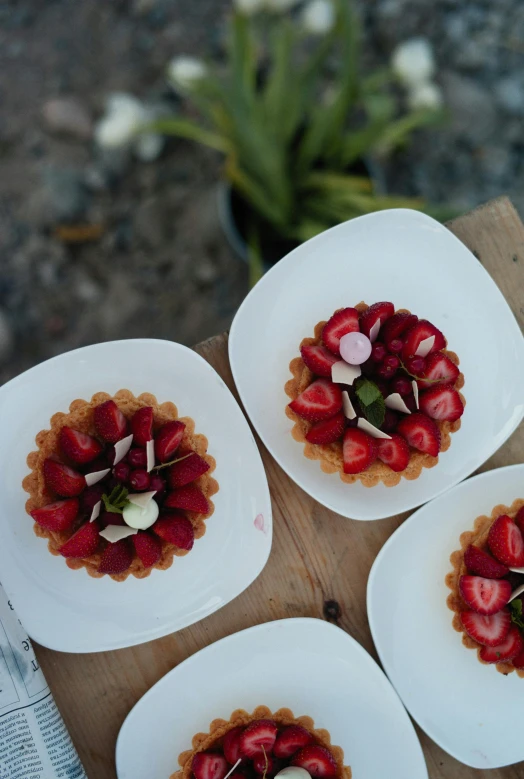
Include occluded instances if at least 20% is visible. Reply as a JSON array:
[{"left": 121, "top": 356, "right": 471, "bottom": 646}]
[{"left": 217, "top": 156, "right": 386, "bottom": 269}]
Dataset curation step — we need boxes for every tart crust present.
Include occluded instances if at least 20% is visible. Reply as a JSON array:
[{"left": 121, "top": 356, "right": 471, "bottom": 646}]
[
  {"left": 285, "top": 303, "right": 465, "bottom": 488},
  {"left": 171, "top": 705, "right": 351, "bottom": 779},
  {"left": 23, "top": 389, "right": 218, "bottom": 582},
  {"left": 446, "top": 498, "right": 524, "bottom": 678}
]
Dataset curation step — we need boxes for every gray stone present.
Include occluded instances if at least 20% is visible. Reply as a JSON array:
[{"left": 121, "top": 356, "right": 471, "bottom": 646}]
[
  {"left": 495, "top": 77, "right": 524, "bottom": 115},
  {"left": 74, "top": 272, "right": 101, "bottom": 303},
  {"left": 42, "top": 98, "right": 93, "bottom": 140},
  {"left": 194, "top": 258, "right": 219, "bottom": 286},
  {"left": 0, "top": 308, "right": 13, "bottom": 363},
  {"left": 134, "top": 196, "right": 170, "bottom": 250},
  {"left": 441, "top": 72, "right": 497, "bottom": 144},
  {"left": 42, "top": 167, "right": 90, "bottom": 223},
  {"left": 454, "top": 38, "right": 485, "bottom": 70}
]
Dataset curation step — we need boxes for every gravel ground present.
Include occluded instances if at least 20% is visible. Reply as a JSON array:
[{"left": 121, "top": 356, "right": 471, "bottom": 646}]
[{"left": 0, "top": 0, "right": 522, "bottom": 384}]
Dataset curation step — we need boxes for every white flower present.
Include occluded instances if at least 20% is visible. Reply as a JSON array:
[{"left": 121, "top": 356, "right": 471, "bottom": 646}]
[
  {"left": 408, "top": 81, "right": 444, "bottom": 111},
  {"left": 95, "top": 92, "right": 164, "bottom": 161},
  {"left": 95, "top": 94, "right": 146, "bottom": 148},
  {"left": 301, "top": 0, "right": 335, "bottom": 35},
  {"left": 135, "top": 132, "right": 165, "bottom": 162},
  {"left": 168, "top": 56, "right": 207, "bottom": 91},
  {"left": 391, "top": 38, "right": 435, "bottom": 88},
  {"left": 265, "top": 0, "right": 298, "bottom": 12},
  {"left": 233, "top": 0, "right": 265, "bottom": 13}
]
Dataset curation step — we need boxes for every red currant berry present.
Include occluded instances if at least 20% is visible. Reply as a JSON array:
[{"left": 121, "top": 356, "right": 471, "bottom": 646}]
[
  {"left": 371, "top": 342, "right": 387, "bottom": 362},
  {"left": 382, "top": 409, "right": 399, "bottom": 433},
  {"left": 405, "top": 356, "right": 426, "bottom": 375},
  {"left": 113, "top": 462, "right": 130, "bottom": 483},
  {"left": 128, "top": 448, "right": 148, "bottom": 468},
  {"left": 387, "top": 338, "right": 403, "bottom": 354},
  {"left": 391, "top": 376, "right": 412, "bottom": 396},
  {"left": 129, "top": 469, "right": 151, "bottom": 491}
]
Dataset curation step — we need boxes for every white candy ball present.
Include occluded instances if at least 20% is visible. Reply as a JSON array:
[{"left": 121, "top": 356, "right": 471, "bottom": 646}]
[
  {"left": 339, "top": 331, "right": 372, "bottom": 365},
  {"left": 123, "top": 499, "right": 159, "bottom": 530}
]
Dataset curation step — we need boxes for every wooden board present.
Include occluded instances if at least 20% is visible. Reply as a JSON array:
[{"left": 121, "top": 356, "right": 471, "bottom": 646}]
[{"left": 34, "top": 197, "right": 524, "bottom": 779}]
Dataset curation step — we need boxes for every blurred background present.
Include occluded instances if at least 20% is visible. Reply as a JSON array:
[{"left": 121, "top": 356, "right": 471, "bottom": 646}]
[{"left": 0, "top": 0, "right": 522, "bottom": 384}]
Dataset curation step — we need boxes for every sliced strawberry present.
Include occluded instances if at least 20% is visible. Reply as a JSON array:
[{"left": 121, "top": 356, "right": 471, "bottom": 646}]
[
  {"left": 488, "top": 514, "right": 524, "bottom": 567},
  {"left": 419, "top": 385, "right": 464, "bottom": 422},
  {"left": 321, "top": 308, "right": 359, "bottom": 355},
  {"left": 359, "top": 301, "right": 395, "bottom": 339},
  {"left": 98, "top": 538, "right": 134, "bottom": 575},
  {"left": 273, "top": 725, "right": 313, "bottom": 759},
  {"left": 93, "top": 400, "right": 128, "bottom": 444},
  {"left": 417, "top": 352, "right": 460, "bottom": 389},
  {"left": 153, "top": 512, "right": 195, "bottom": 550},
  {"left": 300, "top": 344, "right": 339, "bottom": 377},
  {"left": 512, "top": 649, "right": 524, "bottom": 669},
  {"left": 401, "top": 320, "right": 446, "bottom": 361},
  {"left": 59, "top": 522, "right": 100, "bottom": 558},
  {"left": 192, "top": 753, "right": 228, "bottom": 779},
  {"left": 289, "top": 379, "right": 343, "bottom": 423},
  {"left": 130, "top": 406, "right": 154, "bottom": 446},
  {"left": 239, "top": 720, "right": 277, "bottom": 758},
  {"left": 291, "top": 745, "right": 337, "bottom": 778},
  {"left": 305, "top": 411, "right": 346, "bottom": 445},
  {"left": 223, "top": 726, "right": 244, "bottom": 765},
  {"left": 132, "top": 531, "right": 162, "bottom": 567},
  {"left": 515, "top": 506, "right": 524, "bottom": 535},
  {"left": 376, "top": 433, "right": 410, "bottom": 472},
  {"left": 381, "top": 312, "right": 418, "bottom": 342},
  {"left": 167, "top": 452, "right": 210, "bottom": 488},
  {"left": 30, "top": 498, "right": 79, "bottom": 532},
  {"left": 464, "top": 545, "right": 509, "bottom": 579},
  {"left": 460, "top": 609, "right": 511, "bottom": 647},
  {"left": 164, "top": 485, "right": 209, "bottom": 514},
  {"left": 43, "top": 458, "right": 86, "bottom": 497},
  {"left": 459, "top": 575, "right": 512, "bottom": 616},
  {"left": 397, "top": 413, "right": 440, "bottom": 457},
  {"left": 154, "top": 420, "right": 185, "bottom": 463},
  {"left": 479, "top": 626, "right": 524, "bottom": 663},
  {"left": 342, "top": 428, "right": 377, "bottom": 474},
  {"left": 60, "top": 427, "right": 103, "bottom": 465}
]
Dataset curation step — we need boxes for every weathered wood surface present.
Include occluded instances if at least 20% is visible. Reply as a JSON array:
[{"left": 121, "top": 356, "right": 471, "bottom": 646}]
[{"left": 34, "top": 197, "right": 524, "bottom": 779}]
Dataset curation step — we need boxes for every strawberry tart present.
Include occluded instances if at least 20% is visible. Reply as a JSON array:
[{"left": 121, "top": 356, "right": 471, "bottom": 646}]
[
  {"left": 285, "top": 302, "right": 465, "bottom": 487},
  {"left": 446, "top": 498, "right": 524, "bottom": 677},
  {"left": 23, "top": 390, "right": 218, "bottom": 581},
  {"left": 172, "top": 706, "right": 351, "bottom": 779}
]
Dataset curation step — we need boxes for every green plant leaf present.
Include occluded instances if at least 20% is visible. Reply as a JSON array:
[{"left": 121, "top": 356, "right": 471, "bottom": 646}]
[
  {"left": 247, "top": 223, "right": 264, "bottom": 288},
  {"left": 374, "top": 108, "right": 447, "bottom": 156},
  {"left": 150, "top": 118, "right": 229, "bottom": 153}
]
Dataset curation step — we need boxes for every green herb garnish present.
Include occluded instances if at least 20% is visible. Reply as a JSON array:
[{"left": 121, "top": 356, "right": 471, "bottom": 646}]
[
  {"left": 355, "top": 377, "right": 386, "bottom": 428},
  {"left": 509, "top": 599, "right": 524, "bottom": 631},
  {"left": 102, "top": 484, "right": 129, "bottom": 514}
]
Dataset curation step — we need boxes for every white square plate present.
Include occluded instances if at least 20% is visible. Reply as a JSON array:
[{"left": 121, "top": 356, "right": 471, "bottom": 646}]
[
  {"left": 367, "top": 464, "right": 524, "bottom": 769},
  {"left": 229, "top": 209, "right": 524, "bottom": 520},
  {"left": 0, "top": 339, "right": 272, "bottom": 653},
  {"left": 115, "top": 618, "right": 428, "bottom": 779}
]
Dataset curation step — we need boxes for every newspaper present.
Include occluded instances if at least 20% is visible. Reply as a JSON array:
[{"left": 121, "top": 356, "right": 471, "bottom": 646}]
[{"left": 0, "top": 584, "right": 87, "bottom": 779}]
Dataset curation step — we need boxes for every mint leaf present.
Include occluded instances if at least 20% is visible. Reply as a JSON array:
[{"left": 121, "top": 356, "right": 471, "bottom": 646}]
[
  {"left": 509, "top": 599, "right": 524, "bottom": 631},
  {"left": 102, "top": 485, "right": 129, "bottom": 514},
  {"left": 355, "top": 378, "right": 386, "bottom": 428},
  {"left": 363, "top": 396, "right": 386, "bottom": 428},
  {"left": 355, "top": 378, "right": 382, "bottom": 407}
]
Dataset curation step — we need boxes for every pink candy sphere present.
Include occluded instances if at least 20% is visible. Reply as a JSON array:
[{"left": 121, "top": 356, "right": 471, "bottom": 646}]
[{"left": 339, "top": 331, "right": 372, "bottom": 365}]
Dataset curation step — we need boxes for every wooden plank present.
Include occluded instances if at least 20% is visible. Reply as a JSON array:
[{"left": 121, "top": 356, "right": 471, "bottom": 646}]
[{"left": 33, "top": 198, "right": 524, "bottom": 779}]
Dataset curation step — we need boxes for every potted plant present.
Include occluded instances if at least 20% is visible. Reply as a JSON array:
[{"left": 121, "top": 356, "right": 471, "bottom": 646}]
[{"left": 157, "top": 0, "right": 443, "bottom": 283}]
